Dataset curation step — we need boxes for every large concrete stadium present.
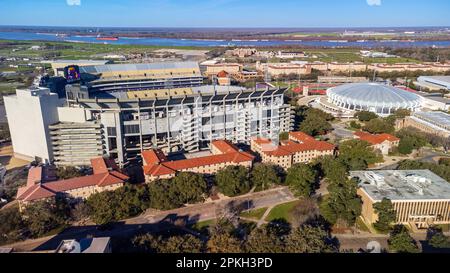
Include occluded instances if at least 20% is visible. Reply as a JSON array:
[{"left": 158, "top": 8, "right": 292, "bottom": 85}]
[{"left": 315, "top": 83, "right": 423, "bottom": 117}]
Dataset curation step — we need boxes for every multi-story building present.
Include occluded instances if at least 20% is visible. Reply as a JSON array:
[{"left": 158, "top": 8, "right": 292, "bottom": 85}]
[
  {"left": 216, "top": 70, "right": 231, "bottom": 86},
  {"left": 230, "top": 48, "right": 257, "bottom": 58},
  {"left": 250, "top": 132, "right": 335, "bottom": 169},
  {"left": 395, "top": 111, "right": 450, "bottom": 138},
  {"left": 143, "top": 140, "right": 254, "bottom": 182},
  {"left": 275, "top": 51, "right": 307, "bottom": 59},
  {"left": 49, "top": 121, "right": 104, "bottom": 166},
  {"left": 352, "top": 170, "right": 450, "bottom": 229},
  {"left": 256, "top": 62, "right": 312, "bottom": 77},
  {"left": 417, "top": 76, "right": 450, "bottom": 91},
  {"left": 5, "top": 63, "right": 293, "bottom": 167},
  {"left": 4, "top": 87, "right": 63, "bottom": 163},
  {"left": 317, "top": 76, "right": 368, "bottom": 84},
  {"left": 353, "top": 131, "right": 400, "bottom": 155},
  {"left": 16, "top": 157, "right": 129, "bottom": 211},
  {"left": 327, "top": 62, "right": 367, "bottom": 72},
  {"left": 204, "top": 63, "right": 242, "bottom": 76}
]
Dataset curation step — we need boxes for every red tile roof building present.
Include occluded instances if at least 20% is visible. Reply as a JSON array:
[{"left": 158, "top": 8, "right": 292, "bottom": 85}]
[
  {"left": 16, "top": 157, "right": 129, "bottom": 210},
  {"left": 251, "top": 132, "right": 335, "bottom": 169},
  {"left": 143, "top": 140, "right": 254, "bottom": 182},
  {"left": 217, "top": 70, "right": 231, "bottom": 86},
  {"left": 353, "top": 131, "right": 400, "bottom": 155}
]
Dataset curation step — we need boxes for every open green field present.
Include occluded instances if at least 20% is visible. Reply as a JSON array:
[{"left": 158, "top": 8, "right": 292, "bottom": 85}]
[
  {"left": 240, "top": 207, "right": 268, "bottom": 220},
  {"left": 0, "top": 39, "right": 211, "bottom": 60},
  {"left": 302, "top": 48, "right": 419, "bottom": 64},
  {"left": 265, "top": 200, "right": 300, "bottom": 222}
]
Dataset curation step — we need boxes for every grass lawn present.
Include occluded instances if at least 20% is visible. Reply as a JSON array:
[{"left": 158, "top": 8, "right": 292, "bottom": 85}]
[
  {"left": 240, "top": 207, "right": 267, "bottom": 220},
  {"left": 189, "top": 219, "right": 215, "bottom": 233},
  {"left": 265, "top": 200, "right": 300, "bottom": 223}
]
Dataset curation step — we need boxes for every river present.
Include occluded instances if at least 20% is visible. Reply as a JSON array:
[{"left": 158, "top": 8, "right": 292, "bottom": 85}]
[{"left": 1, "top": 31, "right": 450, "bottom": 48}]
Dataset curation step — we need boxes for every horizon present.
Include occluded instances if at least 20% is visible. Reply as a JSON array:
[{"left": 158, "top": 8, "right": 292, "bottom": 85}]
[
  {"left": 1, "top": 0, "right": 450, "bottom": 28},
  {"left": 1, "top": 25, "right": 450, "bottom": 30}
]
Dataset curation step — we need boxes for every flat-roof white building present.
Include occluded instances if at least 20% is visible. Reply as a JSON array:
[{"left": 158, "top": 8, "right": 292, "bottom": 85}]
[
  {"left": 352, "top": 170, "right": 450, "bottom": 229},
  {"left": 417, "top": 76, "right": 450, "bottom": 91}
]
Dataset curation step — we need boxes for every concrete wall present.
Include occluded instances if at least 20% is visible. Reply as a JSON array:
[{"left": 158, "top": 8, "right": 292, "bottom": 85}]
[
  {"left": 57, "top": 107, "right": 90, "bottom": 123},
  {"left": 4, "top": 88, "right": 61, "bottom": 163}
]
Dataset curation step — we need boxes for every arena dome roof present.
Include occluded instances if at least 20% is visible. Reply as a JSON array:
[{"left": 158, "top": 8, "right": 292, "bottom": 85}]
[{"left": 326, "top": 83, "right": 423, "bottom": 115}]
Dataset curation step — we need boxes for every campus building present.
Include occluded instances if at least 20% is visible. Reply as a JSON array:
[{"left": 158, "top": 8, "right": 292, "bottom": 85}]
[
  {"left": 143, "top": 140, "right": 254, "bottom": 182},
  {"left": 395, "top": 111, "right": 450, "bottom": 138},
  {"left": 256, "top": 62, "right": 312, "bottom": 77},
  {"left": 250, "top": 132, "right": 335, "bottom": 169},
  {"left": 42, "top": 60, "right": 110, "bottom": 76},
  {"left": 72, "top": 62, "right": 204, "bottom": 99},
  {"left": 353, "top": 131, "right": 400, "bottom": 155},
  {"left": 5, "top": 62, "right": 293, "bottom": 167},
  {"left": 314, "top": 83, "right": 423, "bottom": 118},
  {"left": 204, "top": 63, "right": 243, "bottom": 76},
  {"left": 16, "top": 157, "right": 129, "bottom": 210},
  {"left": 352, "top": 170, "right": 450, "bottom": 229},
  {"left": 416, "top": 76, "right": 450, "bottom": 91},
  {"left": 4, "top": 87, "right": 63, "bottom": 163}
]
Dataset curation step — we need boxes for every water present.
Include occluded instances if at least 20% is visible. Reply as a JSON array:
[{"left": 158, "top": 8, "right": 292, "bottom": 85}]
[{"left": 0, "top": 31, "right": 450, "bottom": 48}]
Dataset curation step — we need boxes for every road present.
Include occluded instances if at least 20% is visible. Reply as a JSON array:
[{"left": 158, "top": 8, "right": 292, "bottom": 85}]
[
  {"left": 130, "top": 186, "right": 296, "bottom": 225},
  {"left": 3, "top": 187, "right": 297, "bottom": 252},
  {"left": 331, "top": 121, "right": 354, "bottom": 139}
]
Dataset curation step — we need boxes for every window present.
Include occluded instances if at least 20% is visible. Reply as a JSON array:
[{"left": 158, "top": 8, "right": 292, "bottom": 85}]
[
  {"left": 124, "top": 124, "right": 140, "bottom": 134},
  {"left": 107, "top": 127, "right": 117, "bottom": 137}
]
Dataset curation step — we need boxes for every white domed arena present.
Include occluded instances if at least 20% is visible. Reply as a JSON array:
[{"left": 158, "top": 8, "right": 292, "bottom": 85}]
[{"left": 318, "top": 83, "right": 423, "bottom": 117}]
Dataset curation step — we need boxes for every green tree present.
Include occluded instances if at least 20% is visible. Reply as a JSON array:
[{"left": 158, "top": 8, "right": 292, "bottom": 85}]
[
  {"left": 148, "top": 179, "right": 184, "bottom": 210},
  {"left": 285, "top": 225, "right": 337, "bottom": 253},
  {"left": 114, "top": 185, "right": 149, "bottom": 219},
  {"left": 338, "top": 140, "right": 383, "bottom": 170},
  {"left": 133, "top": 233, "right": 204, "bottom": 253},
  {"left": 250, "top": 163, "right": 281, "bottom": 192},
  {"left": 285, "top": 164, "right": 317, "bottom": 197},
  {"left": 22, "top": 198, "right": 69, "bottom": 237},
  {"left": 396, "top": 128, "right": 428, "bottom": 155},
  {"left": 245, "top": 226, "right": 284, "bottom": 253},
  {"left": 354, "top": 111, "right": 378, "bottom": 122},
  {"left": 0, "top": 205, "right": 25, "bottom": 244},
  {"left": 216, "top": 166, "right": 251, "bottom": 197},
  {"left": 279, "top": 131, "right": 289, "bottom": 141},
  {"left": 428, "top": 227, "right": 450, "bottom": 249},
  {"left": 299, "top": 115, "right": 333, "bottom": 136},
  {"left": 173, "top": 172, "right": 208, "bottom": 204},
  {"left": 363, "top": 118, "right": 395, "bottom": 134},
  {"left": 388, "top": 225, "right": 420, "bottom": 253},
  {"left": 392, "top": 109, "right": 411, "bottom": 119},
  {"left": 373, "top": 198, "right": 396, "bottom": 233},
  {"left": 317, "top": 156, "right": 348, "bottom": 182},
  {"left": 87, "top": 191, "right": 120, "bottom": 225},
  {"left": 207, "top": 232, "right": 242, "bottom": 253},
  {"left": 349, "top": 120, "right": 361, "bottom": 129},
  {"left": 56, "top": 166, "right": 84, "bottom": 180},
  {"left": 320, "top": 178, "right": 362, "bottom": 226}
]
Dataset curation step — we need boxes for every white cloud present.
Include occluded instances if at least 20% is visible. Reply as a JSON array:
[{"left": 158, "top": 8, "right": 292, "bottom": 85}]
[
  {"left": 67, "top": 0, "right": 81, "bottom": 6},
  {"left": 366, "top": 0, "right": 381, "bottom": 6}
]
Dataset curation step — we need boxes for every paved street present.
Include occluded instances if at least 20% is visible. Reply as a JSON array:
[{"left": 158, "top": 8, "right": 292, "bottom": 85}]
[{"left": 128, "top": 186, "right": 296, "bottom": 225}]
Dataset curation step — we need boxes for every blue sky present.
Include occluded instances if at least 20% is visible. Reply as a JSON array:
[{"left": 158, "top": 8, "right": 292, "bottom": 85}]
[{"left": 0, "top": 0, "right": 449, "bottom": 28}]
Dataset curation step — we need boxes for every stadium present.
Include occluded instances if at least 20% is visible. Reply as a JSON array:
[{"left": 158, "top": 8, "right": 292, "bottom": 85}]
[{"left": 315, "top": 83, "right": 423, "bottom": 117}]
